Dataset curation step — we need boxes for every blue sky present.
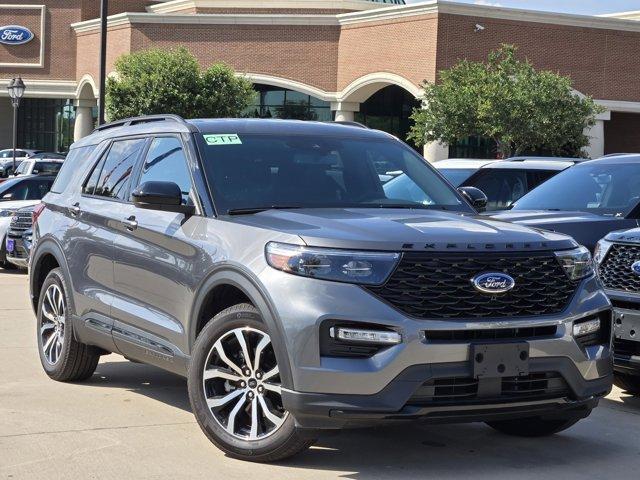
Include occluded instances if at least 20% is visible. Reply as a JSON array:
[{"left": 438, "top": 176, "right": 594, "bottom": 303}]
[{"left": 405, "top": 0, "right": 640, "bottom": 15}]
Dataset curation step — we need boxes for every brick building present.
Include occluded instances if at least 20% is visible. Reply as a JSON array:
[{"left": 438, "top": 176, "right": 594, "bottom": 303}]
[{"left": 2, "top": 0, "right": 640, "bottom": 160}]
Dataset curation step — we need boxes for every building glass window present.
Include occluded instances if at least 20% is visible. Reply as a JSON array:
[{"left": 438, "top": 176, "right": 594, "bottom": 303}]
[
  {"left": 16, "top": 98, "right": 76, "bottom": 153},
  {"left": 449, "top": 136, "right": 498, "bottom": 159},
  {"left": 246, "top": 84, "right": 332, "bottom": 121},
  {"left": 354, "top": 85, "right": 420, "bottom": 151}
]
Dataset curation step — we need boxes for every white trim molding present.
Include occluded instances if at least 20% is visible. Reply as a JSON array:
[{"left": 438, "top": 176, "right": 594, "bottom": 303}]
[
  {"left": 244, "top": 73, "right": 336, "bottom": 101},
  {"left": 338, "top": 72, "right": 422, "bottom": 102},
  {"left": 596, "top": 99, "right": 640, "bottom": 114},
  {"left": 0, "top": 4, "right": 46, "bottom": 68},
  {"left": 75, "top": 74, "right": 99, "bottom": 99},
  {"left": 71, "top": 12, "right": 339, "bottom": 33},
  {"left": 338, "top": 0, "right": 640, "bottom": 32},
  {"left": 0, "top": 79, "right": 77, "bottom": 98},
  {"left": 148, "top": 0, "right": 385, "bottom": 14}
]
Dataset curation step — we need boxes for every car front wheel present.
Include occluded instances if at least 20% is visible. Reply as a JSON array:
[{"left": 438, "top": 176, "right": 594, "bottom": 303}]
[{"left": 188, "top": 303, "right": 316, "bottom": 462}]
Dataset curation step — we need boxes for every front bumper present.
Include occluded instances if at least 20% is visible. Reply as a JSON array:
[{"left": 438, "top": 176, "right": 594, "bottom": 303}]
[
  {"left": 283, "top": 357, "right": 610, "bottom": 428},
  {"left": 6, "top": 230, "right": 31, "bottom": 269},
  {"left": 258, "top": 268, "right": 613, "bottom": 428},
  {"left": 607, "top": 290, "right": 640, "bottom": 376}
]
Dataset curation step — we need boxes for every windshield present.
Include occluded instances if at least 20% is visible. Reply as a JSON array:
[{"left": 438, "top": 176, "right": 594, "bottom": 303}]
[
  {"left": 513, "top": 161, "right": 640, "bottom": 216},
  {"left": 438, "top": 168, "right": 478, "bottom": 186},
  {"left": 198, "top": 134, "right": 469, "bottom": 214}
]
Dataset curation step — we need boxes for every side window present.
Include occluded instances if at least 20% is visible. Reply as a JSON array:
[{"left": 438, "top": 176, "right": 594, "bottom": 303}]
[
  {"left": 138, "top": 137, "right": 192, "bottom": 205},
  {"left": 86, "top": 139, "right": 146, "bottom": 200},
  {"left": 52, "top": 146, "right": 96, "bottom": 194}
]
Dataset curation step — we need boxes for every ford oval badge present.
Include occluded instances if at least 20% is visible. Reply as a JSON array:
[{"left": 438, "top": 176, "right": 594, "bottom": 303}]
[
  {"left": 0, "top": 25, "right": 34, "bottom": 46},
  {"left": 631, "top": 260, "right": 640, "bottom": 276},
  {"left": 471, "top": 272, "right": 515, "bottom": 294}
]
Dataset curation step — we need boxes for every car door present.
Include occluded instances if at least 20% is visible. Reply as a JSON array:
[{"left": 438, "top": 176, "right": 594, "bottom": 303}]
[
  {"left": 111, "top": 135, "right": 205, "bottom": 371},
  {"left": 65, "top": 137, "right": 147, "bottom": 337}
]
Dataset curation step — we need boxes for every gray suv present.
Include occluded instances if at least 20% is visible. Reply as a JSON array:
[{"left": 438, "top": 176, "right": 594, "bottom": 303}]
[{"left": 29, "top": 115, "right": 612, "bottom": 462}]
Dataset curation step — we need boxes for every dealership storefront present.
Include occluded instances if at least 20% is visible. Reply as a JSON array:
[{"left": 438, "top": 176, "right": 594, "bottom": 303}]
[{"left": 2, "top": 0, "right": 640, "bottom": 160}]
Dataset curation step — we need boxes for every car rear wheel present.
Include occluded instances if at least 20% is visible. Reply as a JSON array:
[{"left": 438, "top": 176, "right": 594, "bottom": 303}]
[
  {"left": 188, "top": 303, "right": 316, "bottom": 462},
  {"left": 486, "top": 416, "right": 582, "bottom": 437},
  {"left": 614, "top": 373, "right": 640, "bottom": 395},
  {"left": 37, "top": 268, "right": 99, "bottom": 381}
]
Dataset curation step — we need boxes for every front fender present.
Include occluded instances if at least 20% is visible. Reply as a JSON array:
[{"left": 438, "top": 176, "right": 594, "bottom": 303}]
[{"left": 188, "top": 264, "right": 294, "bottom": 390}]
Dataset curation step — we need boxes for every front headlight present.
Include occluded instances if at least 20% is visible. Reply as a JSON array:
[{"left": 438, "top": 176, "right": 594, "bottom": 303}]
[
  {"left": 265, "top": 242, "right": 400, "bottom": 285},
  {"left": 593, "top": 238, "right": 613, "bottom": 265},
  {"left": 555, "top": 246, "right": 593, "bottom": 280},
  {"left": 0, "top": 209, "right": 15, "bottom": 217}
]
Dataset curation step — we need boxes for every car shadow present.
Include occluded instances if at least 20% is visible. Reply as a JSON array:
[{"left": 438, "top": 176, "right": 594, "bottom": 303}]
[
  {"left": 80, "top": 359, "right": 631, "bottom": 478},
  {"left": 602, "top": 393, "right": 640, "bottom": 412},
  {"left": 84, "top": 359, "right": 192, "bottom": 413}
]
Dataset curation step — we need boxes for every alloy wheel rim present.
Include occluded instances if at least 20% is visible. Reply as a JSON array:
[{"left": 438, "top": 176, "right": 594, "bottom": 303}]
[
  {"left": 40, "top": 284, "right": 65, "bottom": 365},
  {"left": 202, "top": 327, "right": 288, "bottom": 441}
]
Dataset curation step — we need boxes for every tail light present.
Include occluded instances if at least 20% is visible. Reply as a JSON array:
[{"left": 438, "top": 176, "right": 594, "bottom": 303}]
[{"left": 32, "top": 202, "right": 46, "bottom": 226}]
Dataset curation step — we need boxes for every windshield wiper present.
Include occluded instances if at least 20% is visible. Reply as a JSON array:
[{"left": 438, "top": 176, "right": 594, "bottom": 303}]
[{"left": 226, "top": 206, "right": 303, "bottom": 215}]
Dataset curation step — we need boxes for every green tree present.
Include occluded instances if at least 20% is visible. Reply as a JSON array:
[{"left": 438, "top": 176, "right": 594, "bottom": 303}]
[
  {"left": 106, "top": 47, "right": 255, "bottom": 121},
  {"left": 408, "top": 44, "right": 604, "bottom": 158}
]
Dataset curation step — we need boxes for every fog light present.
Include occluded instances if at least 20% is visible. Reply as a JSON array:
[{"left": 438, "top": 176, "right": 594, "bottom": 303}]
[
  {"left": 329, "top": 327, "right": 401, "bottom": 345},
  {"left": 573, "top": 318, "right": 600, "bottom": 337}
]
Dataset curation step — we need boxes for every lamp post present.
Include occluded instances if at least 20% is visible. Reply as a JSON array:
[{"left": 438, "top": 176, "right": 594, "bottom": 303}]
[
  {"left": 7, "top": 77, "right": 26, "bottom": 174},
  {"left": 98, "top": 0, "right": 108, "bottom": 125}
]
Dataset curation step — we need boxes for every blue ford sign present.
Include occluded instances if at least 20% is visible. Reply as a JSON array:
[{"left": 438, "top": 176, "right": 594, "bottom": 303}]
[
  {"left": 631, "top": 260, "right": 640, "bottom": 276},
  {"left": 471, "top": 272, "right": 515, "bottom": 294},
  {"left": 0, "top": 25, "right": 34, "bottom": 46}
]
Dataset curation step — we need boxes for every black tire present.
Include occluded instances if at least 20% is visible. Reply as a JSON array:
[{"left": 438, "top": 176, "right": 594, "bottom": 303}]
[
  {"left": 188, "top": 303, "right": 316, "bottom": 462},
  {"left": 36, "top": 268, "right": 99, "bottom": 382},
  {"left": 486, "top": 416, "right": 582, "bottom": 437},
  {"left": 614, "top": 372, "right": 640, "bottom": 395}
]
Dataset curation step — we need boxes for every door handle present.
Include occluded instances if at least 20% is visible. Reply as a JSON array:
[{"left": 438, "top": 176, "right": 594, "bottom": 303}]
[
  {"left": 122, "top": 216, "right": 138, "bottom": 231},
  {"left": 69, "top": 202, "right": 80, "bottom": 217}
]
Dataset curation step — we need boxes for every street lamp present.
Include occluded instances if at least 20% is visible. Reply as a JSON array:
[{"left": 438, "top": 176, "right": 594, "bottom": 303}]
[{"left": 7, "top": 77, "right": 26, "bottom": 174}]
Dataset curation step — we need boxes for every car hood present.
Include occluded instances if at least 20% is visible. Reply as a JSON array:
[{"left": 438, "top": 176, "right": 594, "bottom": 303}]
[
  {"left": 229, "top": 208, "right": 577, "bottom": 251},
  {"left": 604, "top": 227, "right": 640, "bottom": 243},
  {"left": 0, "top": 200, "right": 39, "bottom": 211},
  {"left": 485, "top": 209, "right": 638, "bottom": 251},
  {"left": 485, "top": 209, "right": 623, "bottom": 225}
]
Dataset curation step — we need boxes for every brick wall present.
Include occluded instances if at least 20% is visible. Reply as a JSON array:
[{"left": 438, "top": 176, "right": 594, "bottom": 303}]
[
  {"left": 0, "top": 1, "right": 81, "bottom": 81},
  {"left": 436, "top": 13, "right": 640, "bottom": 102},
  {"left": 337, "top": 13, "right": 438, "bottom": 92},
  {"left": 76, "top": 26, "right": 133, "bottom": 82},
  {"left": 604, "top": 112, "right": 640, "bottom": 154},
  {"left": 128, "top": 23, "right": 341, "bottom": 92}
]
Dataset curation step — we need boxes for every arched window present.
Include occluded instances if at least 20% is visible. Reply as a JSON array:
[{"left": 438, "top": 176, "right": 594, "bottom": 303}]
[{"left": 245, "top": 84, "right": 331, "bottom": 121}]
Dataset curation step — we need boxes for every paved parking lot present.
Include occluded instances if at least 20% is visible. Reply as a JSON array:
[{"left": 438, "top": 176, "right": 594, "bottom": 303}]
[{"left": 1, "top": 270, "right": 639, "bottom": 479}]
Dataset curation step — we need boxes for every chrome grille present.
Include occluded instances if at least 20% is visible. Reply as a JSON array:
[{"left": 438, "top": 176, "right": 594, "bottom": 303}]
[
  {"left": 9, "top": 210, "right": 33, "bottom": 233},
  {"left": 599, "top": 244, "right": 640, "bottom": 293}
]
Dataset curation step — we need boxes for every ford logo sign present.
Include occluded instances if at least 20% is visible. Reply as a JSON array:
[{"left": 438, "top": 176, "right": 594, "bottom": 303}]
[
  {"left": 471, "top": 272, "right": 515, "bottom": 294},
  {"left": 631, "top": 261, "right": 640, "bottom": 276},
  {"left": 0, "top": 25, "right": 34, "bottom": 46}
]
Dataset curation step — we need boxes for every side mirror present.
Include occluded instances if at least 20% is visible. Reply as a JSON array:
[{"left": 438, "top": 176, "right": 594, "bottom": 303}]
[
  {"left": 458, "top": 186, "right": 488, "bottom": 212},
  {"left": 131, "top": 181, "right": 194, "bottom": 215}
]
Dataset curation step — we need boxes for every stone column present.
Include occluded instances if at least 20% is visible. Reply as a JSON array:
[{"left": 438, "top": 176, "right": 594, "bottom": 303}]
[
  {"left": 583, "top": 112, "right": 609, "bottom": 159},
  {"left": 423, "top": 141, "right": 449, "bottom": 163},
  {"left": 73, "top": 99, "right": 96, "bottom": 141},
  {"left": 331, "top": 101, "right": 360, "bottom": 123}
]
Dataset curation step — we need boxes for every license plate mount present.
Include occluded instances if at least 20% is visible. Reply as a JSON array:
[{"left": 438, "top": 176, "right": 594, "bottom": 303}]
[
  {"left": 471, "top": 343, "right": 530, "bottom": 379},
  {"left": 6, "top": 239, "right": 14, "bottom": 253}
]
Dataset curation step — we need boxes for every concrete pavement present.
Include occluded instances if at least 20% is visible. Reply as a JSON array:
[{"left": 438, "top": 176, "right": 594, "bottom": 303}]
[{"left": 0, "top": 270, "right": 639, "bottom": 479}]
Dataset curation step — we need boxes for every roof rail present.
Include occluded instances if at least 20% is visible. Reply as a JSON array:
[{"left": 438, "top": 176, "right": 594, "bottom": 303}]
[
  {"left": 92, "top": 114, "right": 191, "bottom": 133},
  {"left": 330, "top": 121, "right": 368, "bottom": 129},
  {"left": 503, "top": 156, "right": 584, "bottom": 163}
]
